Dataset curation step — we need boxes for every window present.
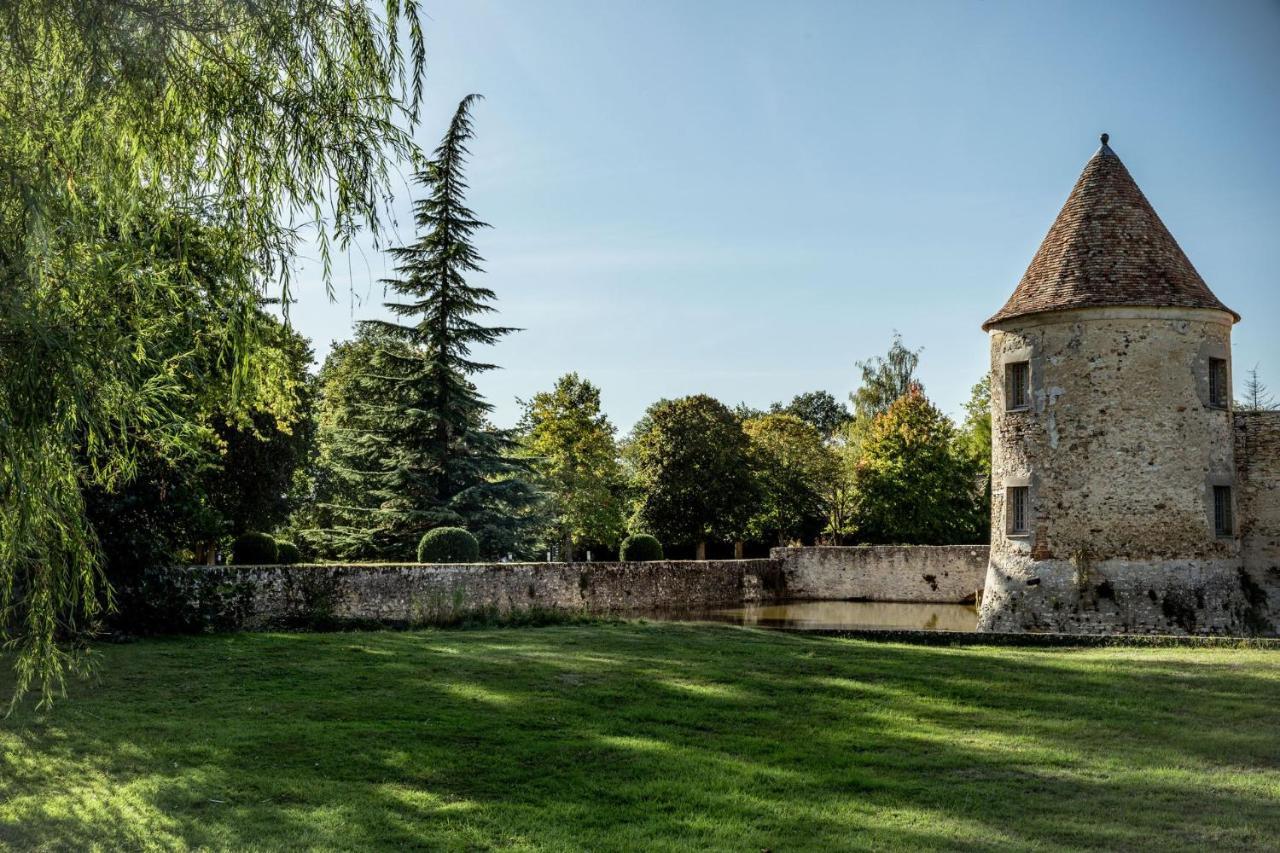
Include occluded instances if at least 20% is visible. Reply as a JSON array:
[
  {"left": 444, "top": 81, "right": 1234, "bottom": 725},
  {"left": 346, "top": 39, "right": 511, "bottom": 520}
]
[
  {"left": 1213, "top": 485, "right": 1233, "bottom": 537},
  {"left": 1208, "top": 358, "right": 1229, "bottom": 409},
  {"left": 1005, "top": 361, "right": 1030, "bottom": 411},
  {"left": 1007, "top": 486, "right": 1030, "bottom": 536}
]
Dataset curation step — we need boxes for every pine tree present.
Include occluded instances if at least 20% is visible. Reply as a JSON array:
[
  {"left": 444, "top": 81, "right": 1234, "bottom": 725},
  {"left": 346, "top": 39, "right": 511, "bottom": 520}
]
[
  {"left": 1240, "top": 365, "right": 1277, "bottom": 411},
  {"left": 318, "top": 95, "right": 536, "bottom": 559}
]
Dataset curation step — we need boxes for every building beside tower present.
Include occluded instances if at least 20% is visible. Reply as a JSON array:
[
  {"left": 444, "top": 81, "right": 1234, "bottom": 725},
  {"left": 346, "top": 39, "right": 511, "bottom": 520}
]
[{"left": 977, "top": 135, "right": 1280, "bottom": 635}]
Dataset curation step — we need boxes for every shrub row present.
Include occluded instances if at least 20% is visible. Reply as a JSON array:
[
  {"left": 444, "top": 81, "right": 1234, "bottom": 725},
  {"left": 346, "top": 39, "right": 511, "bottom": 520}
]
[
  {"left": 231, "top": 528, "right": 666, "bottom": 565},
  {"left": 230, "top": 532, "right": 301, "bottom": 565}
]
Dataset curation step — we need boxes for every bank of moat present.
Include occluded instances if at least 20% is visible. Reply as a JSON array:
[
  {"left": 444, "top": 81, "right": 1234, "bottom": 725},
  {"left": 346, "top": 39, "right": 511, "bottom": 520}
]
[{"left": 977, "top": 135, "right": 1280, "bottom": 636}]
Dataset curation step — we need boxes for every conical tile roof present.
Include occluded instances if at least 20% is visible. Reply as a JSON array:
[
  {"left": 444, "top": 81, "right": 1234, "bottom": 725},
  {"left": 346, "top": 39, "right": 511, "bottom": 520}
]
[{"left": 984, "top": 136, "right": 1237, "bottom": 330}]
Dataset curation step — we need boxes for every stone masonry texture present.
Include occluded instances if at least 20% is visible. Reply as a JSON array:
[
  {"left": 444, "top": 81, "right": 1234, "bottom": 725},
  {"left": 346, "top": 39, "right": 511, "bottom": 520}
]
[
  {"left": 977, "top": 307, "right": 1262, "bottom": 635},
  {"left": 1237, "top": 410, "right": 1280, "bottom": 633},
  {"left": 140, "top": 546, "right": 992, "bottom": 632},
  {"left": 772, "top": 546, "right": 987, "bottom": 603}
]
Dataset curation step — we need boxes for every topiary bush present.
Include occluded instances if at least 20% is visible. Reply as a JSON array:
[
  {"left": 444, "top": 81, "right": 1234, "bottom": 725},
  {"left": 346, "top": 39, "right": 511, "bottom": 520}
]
[
  {"left": 620, "top": 533, "right": 663, "bottom": 561},
  {"left": 417, "top": 527, "right": 480, "bottom": 563},
  {"left": 275, "top": 541, "right": 301, "bottom": 564},
  {"left": 230, "top": 532, "right": 278, "bottom": 565}
]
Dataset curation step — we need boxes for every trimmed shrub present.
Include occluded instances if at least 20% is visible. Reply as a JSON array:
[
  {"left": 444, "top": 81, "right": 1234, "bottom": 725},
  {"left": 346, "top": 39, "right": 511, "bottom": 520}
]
[
  {"left": 275, "top": 541, "right": 302, "bottom": 564},
  {"left": 418, "top": 527, "right": 480, "bottom": 563},
  {"left": 230, "top": 532, "right": 278, "bottom": 565},
  {"left": 620, "top": 533, "right": 663, "bottom": 561}
]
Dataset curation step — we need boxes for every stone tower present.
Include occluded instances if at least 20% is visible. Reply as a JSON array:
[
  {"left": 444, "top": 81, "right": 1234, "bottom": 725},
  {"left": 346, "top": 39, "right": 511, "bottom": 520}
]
[{"left": 977, "top": 135, "right": 1255, "bottom": 635}]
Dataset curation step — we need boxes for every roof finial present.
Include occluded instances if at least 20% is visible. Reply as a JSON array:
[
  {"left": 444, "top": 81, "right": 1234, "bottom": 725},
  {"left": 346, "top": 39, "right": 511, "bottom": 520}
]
[{"left": 1100, "top": 132, "right": 1110, "bottom": 146}]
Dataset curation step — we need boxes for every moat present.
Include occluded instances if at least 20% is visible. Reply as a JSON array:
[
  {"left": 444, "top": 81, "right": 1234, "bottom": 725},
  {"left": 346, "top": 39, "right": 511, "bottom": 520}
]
[{"left": 662, "top": 600, "right": 980, "bottom": 632}]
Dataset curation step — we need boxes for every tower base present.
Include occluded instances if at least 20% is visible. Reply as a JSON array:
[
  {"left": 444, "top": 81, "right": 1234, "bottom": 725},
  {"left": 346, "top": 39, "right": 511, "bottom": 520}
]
[{"left": 977, "top": 556, "right": 1268, "bottom": 636}]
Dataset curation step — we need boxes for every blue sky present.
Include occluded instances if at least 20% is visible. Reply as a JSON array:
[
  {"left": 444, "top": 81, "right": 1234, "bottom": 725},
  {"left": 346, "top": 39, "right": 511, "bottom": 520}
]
[{"left": 284, "top": 0, "right": 1280, "bottom": 432}]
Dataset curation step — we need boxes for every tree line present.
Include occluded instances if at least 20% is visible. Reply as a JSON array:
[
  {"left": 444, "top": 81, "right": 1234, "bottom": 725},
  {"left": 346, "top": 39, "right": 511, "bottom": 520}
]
[{"left": 88, "top": 96, "right": 994, "bottom": 587}]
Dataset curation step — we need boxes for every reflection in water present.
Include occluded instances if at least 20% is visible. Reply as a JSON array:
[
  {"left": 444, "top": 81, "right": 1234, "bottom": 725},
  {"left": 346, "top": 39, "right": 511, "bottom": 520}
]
[{"left": 671, "top": 600, "right": 979, "bottom": 632}]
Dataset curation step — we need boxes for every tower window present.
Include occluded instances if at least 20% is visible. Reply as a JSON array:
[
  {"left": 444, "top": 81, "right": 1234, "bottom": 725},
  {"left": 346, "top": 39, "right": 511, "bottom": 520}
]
[
  {"left": 1208, "top": 358, "right": 1229, "bottom": 409},
  {"left": 1007, "top": 486, "right": 1030, "bottom": 536},
  {"left": 1213, "top": 486, "right": 1233, "bottom": 537},
  {"left": 1005, "top": 361, "right": 1030, "bottom": 411}
]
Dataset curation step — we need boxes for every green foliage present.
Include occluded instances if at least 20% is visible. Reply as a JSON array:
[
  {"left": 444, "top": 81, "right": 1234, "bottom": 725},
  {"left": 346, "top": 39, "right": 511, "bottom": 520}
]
[
  {"left": 81, "top": 279, "right": 316, "bottom": 627},
  {"left": 770, "top": 391, "right": 852, "bottom": 439},
  {"left": 0, "top": 1, "right": 425, "bottom": 705},
  {"left": 203, "top": 324, "right": 318, "bottom": 539},
  {"left": 519, "top": 374, "right": 626, "bottom": 561},
  {"left": 957, "top": 376, "right": 993, "bottom": 539},
  {"left": 853, "top": 387, "right": 987, "bottom": 544},
  {"left": 850, "top": 333, "right": 922, "bottom": 424},
  {"left": 626, "top": 395, "right": 757, "bottom": 551},
  {"left": 743, "top": 414, "right": 837, "bottom": 545},
  {"left": 275, "top": 542, "right": 302, "bottom": 565},
  {"left": 417, "top": 527, "right": 480, "bottom": 564},
  {"left": 818, "top": 425, "right": 861, "bottom": 544},
  {"left": 619, "top": 534, "right": 664, "bottom": 561},
  {"left": 230, "top": 533, "right": 279, "bottom": 566},
  {"left": 308, "top": 97, "right": 536, "bottom": 562},
  {"left": 959, "top": 375, "right": 993, "bottom": 474}
]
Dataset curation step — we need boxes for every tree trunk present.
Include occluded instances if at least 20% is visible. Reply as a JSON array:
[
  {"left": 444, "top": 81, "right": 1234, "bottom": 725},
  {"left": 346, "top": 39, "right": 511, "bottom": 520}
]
[
  {"left": 561, "top": 532, "right": 574, "bottom": 563},
  {"left": 733, "top": 540, "right": 744, "bottom": 559},
  {"left": 193, "top": 540, "right": 216, "bottom": 566},
  {"left": 696, "top": 540, "right": 707, "bottom": 561}
]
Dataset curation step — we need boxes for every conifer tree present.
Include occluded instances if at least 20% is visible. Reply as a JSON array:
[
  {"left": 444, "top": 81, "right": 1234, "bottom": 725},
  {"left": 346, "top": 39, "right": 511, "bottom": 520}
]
[{"left": 318, "top": 95, "right": 536, "bottom": 559}]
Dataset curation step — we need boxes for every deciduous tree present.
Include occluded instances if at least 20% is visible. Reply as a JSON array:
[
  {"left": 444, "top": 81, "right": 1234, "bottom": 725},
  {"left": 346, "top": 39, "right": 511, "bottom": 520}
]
[
  {"left": 626, "top": 395, "right": 757, "bottom": 558},
  {"left": 853, "top": 386, "right": 986, "bottom": 545},
  {"left": 770, "top": 391, "right": 852, "bottom": 440},
  {"left": 743, "top": 414, "right": 836, "bottom": 545},
  {"left": 519, "top": 374, "right": 626, "bottom": 561},
  {"left": 0, "top": 0, "right": 425, "bottom": 704},
  {"left": 850, "top": 333, "right": 923, "bottom": 423}
]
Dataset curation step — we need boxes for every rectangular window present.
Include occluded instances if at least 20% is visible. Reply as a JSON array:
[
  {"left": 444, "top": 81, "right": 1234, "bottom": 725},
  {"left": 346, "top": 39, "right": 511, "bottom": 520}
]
[
  {"left": 1005, "top": 361, "right": 1030, "bottom": 411},
  {"left": 1209, "top": 358, "right": 1229, "bottom": 409},
  {"left": 1007, "top": 486, "right": 1030, "bottom": 536},
  {"left": 1213, "top": 485, "right": 1233, "bottom": 537}
]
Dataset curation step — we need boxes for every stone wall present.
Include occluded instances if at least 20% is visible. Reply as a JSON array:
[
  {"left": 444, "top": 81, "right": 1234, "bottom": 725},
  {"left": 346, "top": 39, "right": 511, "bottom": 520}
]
[
  {"left": 1236, "top": 410, "right": 1280, "bottom": 633},
  {"left": 979, "top": 557, "right": 1256, "bottom": 635},
  {"left": 139, "top": 545, "right": 1001, "bottom": 633},
  {"left": 772, "top": 546, "right": 988, "bottom": 603},
  {"left": 139, "top": 559, "right": 785, "bottom": 631}
]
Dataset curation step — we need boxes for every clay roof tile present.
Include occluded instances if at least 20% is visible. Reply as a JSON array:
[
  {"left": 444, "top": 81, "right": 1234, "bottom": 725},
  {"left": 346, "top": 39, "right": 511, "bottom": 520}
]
[{"left": 984, "top": 136, "right": 1237, "bottom": 330}]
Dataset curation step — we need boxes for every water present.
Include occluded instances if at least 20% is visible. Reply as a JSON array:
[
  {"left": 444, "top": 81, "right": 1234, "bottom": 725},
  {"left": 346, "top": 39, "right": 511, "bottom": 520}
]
[{"left": 666, "top": 600, "right": 979, "bottom": 632}]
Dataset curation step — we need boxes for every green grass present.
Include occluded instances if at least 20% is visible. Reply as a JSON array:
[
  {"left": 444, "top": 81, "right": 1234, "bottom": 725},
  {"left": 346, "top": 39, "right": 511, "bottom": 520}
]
[{"left": 3, "top": 623, "right": 1279, "bottom": 851}]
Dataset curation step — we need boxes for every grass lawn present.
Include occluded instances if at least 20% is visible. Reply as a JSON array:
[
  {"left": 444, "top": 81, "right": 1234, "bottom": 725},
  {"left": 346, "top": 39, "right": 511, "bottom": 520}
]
[{"left": 3, "top": 623, "right": 1279, "bottom": 851}]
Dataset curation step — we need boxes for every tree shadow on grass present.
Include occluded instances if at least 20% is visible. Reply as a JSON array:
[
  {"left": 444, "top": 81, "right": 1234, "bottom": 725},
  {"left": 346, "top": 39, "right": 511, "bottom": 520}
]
[{"left": 3, "top": 624, "right": 1280, "bottom": 851}]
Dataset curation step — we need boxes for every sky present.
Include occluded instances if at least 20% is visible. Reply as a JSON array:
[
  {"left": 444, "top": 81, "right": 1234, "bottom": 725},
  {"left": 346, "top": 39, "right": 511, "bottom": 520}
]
[{"left": 283, "top": 0, "right": 1280, "bottom": 433}]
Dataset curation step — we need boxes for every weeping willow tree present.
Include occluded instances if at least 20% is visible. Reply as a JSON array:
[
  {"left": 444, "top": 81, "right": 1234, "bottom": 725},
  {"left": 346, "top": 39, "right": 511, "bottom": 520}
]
[{"left": 0, "top": 1, "right": 425, "bottom": 706}]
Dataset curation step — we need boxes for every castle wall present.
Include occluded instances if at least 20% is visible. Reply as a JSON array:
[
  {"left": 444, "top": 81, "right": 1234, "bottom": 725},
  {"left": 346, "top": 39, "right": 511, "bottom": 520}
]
[
  {"left": 1236, "top": 410, "right": 1280, "bottom": 632},
  {"left": 129, "top": 548, "right": 993, "bottom": 633},
  {"left": 133, "top": 560, "right": 786, "bottom": 631},
  {"left": 979, "top": 307, "right": 1254, "bottom": 634},
  {"left": 772, "top": 545, "right": 987, "bottom": 603}
]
